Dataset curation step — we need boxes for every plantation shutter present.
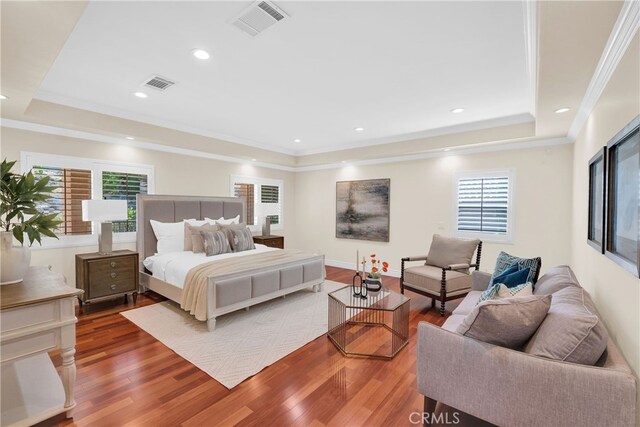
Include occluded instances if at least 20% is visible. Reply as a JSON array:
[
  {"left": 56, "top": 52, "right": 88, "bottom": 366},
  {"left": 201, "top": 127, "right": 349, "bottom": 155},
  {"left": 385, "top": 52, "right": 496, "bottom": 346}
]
[
  {"left": 260, "top": 185, "right": 280, "bottom": 225},
  {"left": 457, "top": 176, "right": 509, "bottom": 234},
  {"left": 234, "top": 183, "right": 255, "bottom": 225},
  {"left": 102, "top": 171, "right": 148, "bottom": 232},
  {"left": 32, "top": 166, "right": 92, "bottom": 235}
]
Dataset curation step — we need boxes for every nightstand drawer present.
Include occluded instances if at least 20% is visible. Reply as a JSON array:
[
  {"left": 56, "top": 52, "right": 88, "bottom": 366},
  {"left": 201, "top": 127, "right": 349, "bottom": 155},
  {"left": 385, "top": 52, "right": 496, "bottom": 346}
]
[
  {"left": 254, "top": 235, "right": 284, "bottom": 249},
  {"left": 87, "top": 256, "right": 136, "bottom": 283},
  {"left": 262, "top": 239, "right": 282, "bottom": 248},
  {"left": 90, "top": 278, "right": 136, "bottom": 299}
]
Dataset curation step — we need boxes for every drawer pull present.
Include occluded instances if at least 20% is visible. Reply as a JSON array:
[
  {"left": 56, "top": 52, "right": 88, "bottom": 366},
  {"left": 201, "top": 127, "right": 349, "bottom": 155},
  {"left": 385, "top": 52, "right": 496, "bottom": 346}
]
[
  {"left": 111, "top": 262, "right": 117, "bottom": 268},
  {"left": 110, "top": 284, "right": 116, "bottom": 290},
  {"left": 111, "top": 272, "right": 117, "bottom": 279}
]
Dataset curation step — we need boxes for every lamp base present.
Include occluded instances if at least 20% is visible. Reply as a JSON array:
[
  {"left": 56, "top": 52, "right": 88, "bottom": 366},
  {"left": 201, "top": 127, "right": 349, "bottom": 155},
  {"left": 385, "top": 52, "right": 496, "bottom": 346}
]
[{"left": 98, "top": 222, "right": 113, "bottom": 255}]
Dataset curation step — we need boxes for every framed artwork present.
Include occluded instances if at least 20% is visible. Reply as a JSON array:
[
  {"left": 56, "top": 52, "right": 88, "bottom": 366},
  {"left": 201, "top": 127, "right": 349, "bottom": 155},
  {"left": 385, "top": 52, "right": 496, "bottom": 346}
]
[
  {"left": 605, "top": 115, "right": 639, "bottom": 277},
  {"left": 336, "top": 179, "right": 390, "bottom": 242},
  {"left": 587, "top": 147, "right": 606, "bottom": 253}
]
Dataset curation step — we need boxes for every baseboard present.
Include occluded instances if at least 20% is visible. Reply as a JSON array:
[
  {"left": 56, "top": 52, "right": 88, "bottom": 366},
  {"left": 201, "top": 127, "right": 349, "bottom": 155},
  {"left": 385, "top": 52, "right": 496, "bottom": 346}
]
[{"left": 325, "top": 259, "right": 401, "bottom": 278}]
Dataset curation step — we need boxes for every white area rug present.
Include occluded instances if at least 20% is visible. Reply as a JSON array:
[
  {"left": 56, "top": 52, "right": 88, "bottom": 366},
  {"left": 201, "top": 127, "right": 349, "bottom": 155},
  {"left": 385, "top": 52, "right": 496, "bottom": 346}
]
[{"left": 121, "top": 280, "right": 345, "bottom": 389}]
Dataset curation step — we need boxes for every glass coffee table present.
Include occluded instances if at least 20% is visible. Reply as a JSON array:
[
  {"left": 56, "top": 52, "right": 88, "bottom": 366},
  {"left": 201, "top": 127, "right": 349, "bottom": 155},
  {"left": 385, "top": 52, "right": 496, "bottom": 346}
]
[{"left": 328, "top": 286, "right": 410, "bottom": 359}]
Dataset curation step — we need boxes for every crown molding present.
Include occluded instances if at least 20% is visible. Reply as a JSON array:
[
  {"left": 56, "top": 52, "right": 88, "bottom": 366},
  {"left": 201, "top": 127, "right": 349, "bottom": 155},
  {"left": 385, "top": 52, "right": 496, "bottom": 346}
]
[
  {"left": 0, "top": 118, "right": 298, "bottom": 172},
  {"left": 1, "top": 118, "right": 572, "bottom": 173},
  {"left": 293, "top": 113, "right": 534, "bottom": 156},
  {"left": 568, "top": 0, "right": 640, "bottom": 139},
  {"left": 523, "top": 0, "right": 538, "bottom": 118}
]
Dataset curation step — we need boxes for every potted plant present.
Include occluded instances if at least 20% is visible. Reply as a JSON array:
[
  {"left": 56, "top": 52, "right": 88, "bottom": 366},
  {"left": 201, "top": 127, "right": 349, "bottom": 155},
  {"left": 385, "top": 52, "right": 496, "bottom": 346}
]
[
  {"left": 363, "top": 253, "right": 389, "bottom": 292},
  {"left": 1, "top": 159, "right": 62, "bottom": 284}
]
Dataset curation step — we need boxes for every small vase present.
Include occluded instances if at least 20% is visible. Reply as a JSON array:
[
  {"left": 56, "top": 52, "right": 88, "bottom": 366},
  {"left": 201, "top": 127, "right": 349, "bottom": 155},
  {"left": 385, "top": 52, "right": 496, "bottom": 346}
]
[
  {"left": 364, "top": 276, "right": 382, "bottom": 292},
  {"left": 0, "top": 231, "right": 31, "bottom": 285}
]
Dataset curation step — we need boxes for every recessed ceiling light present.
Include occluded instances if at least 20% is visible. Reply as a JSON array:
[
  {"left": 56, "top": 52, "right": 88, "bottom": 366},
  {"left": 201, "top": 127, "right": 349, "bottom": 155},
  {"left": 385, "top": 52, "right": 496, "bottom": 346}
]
[
  {"left": 125, "top": 136, "right": 135, "bottom": 140},
  {"left": 554, "top": 107, "right": 571, "bottom": 113},
  {"left": 450, "top": 108, "right": 465, "bottom": 114},
  {"left": 0, "top": 95, "right": 7, "bottom": 100},
  {"left": 132, "top": 92, "right": 148, "bottom": 99},
  {"left": 354, "top": 127, "right": 364, "bottom": 132},
  {"left": 443, "top": 148, "right": 451, "bottom": 152},
  {"left": 341, "top": 160, "right": 347, "bottom": 164},
  {"left": 192, "top": 49, "right": 210, "bottom": 60},
  {"left": 293, "top": 138, "right": 301, "bottom": 143},
  {"left": 251, "top": 158, "right": 257, "bottom": 162}
]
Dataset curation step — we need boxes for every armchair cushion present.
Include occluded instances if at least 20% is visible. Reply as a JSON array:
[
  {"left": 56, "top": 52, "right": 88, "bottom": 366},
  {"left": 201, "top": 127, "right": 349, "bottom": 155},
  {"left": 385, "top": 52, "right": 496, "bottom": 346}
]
[
  {"left": 404, "top": 265, "right": 472, "bottom": 295},
  {"left": 456, "top": 294, "right": 551, "bottom": 349},
  {"left": 426, "top": 234, "right": 480, "bottom": 270},
  {"left": 493, "top": 251, "right": 542, "bottom": 284}
]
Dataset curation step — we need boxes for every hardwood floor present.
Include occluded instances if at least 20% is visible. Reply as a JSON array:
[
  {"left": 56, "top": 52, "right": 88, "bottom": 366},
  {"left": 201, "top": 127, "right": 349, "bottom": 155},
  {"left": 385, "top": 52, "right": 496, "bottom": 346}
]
[{"left": 38, "top": 266, "right": 449, "bottom": 427}]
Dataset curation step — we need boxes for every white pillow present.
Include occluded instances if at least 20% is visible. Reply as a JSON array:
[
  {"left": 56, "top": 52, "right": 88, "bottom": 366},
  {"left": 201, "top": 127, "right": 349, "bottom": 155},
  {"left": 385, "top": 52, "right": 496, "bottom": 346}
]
[
  {"left": 185, "top": 219, "right": 215, "bottom": 226},
  {"left": 207, "top": 215, "right": 240, "bottom": 225},
  {"left": 497, "top": 282, "right": 533, "bottom": 298},
  {"left": 150, "top": 219, "right": 191, "bottom": 254}
]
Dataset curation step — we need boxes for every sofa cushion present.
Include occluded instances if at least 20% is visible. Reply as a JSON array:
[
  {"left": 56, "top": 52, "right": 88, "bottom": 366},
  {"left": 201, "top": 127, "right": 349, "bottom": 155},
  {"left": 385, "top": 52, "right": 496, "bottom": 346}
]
[
  {"left": 533, "top": 265, "right": 580, "bottom": 295},
  {"left": 456, "top": 295, "right": 551, "bottom": 349},
  {"left": 452, "top": 290, "right": 482, "bottom": 315},
  {"left": 493, "top": 251, "right": 542, "bottom": 284},
  {"left": 524, "top": 286, "right": 608, "bottom": 365},
  {"left": 426, "top": 234, "right": 480, "bottom": 269}
]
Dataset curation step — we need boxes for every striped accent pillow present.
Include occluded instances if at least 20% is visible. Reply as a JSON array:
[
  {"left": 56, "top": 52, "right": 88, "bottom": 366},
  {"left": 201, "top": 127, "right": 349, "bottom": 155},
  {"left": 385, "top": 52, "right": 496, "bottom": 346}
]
[
  {"left": 200, "top": 230, "right": 231, "bottom": 257},
  {"left": 230, "top": 227, "right": 255, "bottom": 252}
]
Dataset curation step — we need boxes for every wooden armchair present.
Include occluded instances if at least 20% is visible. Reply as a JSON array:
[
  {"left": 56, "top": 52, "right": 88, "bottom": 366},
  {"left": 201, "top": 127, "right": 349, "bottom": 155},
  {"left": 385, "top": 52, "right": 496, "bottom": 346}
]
[{"left": 401, "top": 235, "right": 482, "bottom": 316}]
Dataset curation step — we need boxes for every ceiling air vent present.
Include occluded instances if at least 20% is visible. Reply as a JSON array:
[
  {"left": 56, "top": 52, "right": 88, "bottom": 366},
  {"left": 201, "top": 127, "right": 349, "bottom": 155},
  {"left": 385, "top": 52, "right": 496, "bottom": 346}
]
[
  {"left": 230, "top": 1, "right": 288, "bottom": 37},
  {"left": 143, "top": 75, "right": 176, "bottom": 92}
]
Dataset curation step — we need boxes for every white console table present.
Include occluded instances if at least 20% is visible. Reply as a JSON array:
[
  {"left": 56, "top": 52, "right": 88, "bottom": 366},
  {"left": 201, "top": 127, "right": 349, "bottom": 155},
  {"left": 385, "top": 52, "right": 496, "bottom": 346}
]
[{"left": 0, "top": 267, "right": 83, "bottom": 426}]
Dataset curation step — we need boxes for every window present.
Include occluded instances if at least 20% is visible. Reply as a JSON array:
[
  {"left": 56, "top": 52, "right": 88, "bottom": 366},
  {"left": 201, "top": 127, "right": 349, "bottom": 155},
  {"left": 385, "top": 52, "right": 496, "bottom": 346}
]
[
  {"left": 103, "top": 171, "right": 148, "bottom": 232},
  {"left": 22, "top": 152, "right": 154, "bottom": 247},
  {"left": 32, "top": 166, "right": 92, "bottom": 235},
  {"left": 605, "top": 115, "right": 639, "bottom": 277},
  {"left": 230, "top": 175, "right": 283, "bottom": 231},
  {"left": 454, "top": 170, "right": 514, "bottom": 243}
]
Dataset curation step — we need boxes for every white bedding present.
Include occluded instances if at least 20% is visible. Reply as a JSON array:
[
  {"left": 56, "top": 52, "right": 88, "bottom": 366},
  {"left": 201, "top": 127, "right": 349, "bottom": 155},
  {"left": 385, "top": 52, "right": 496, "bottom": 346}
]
[{"left": 143, "top": 244, "right": 277, "bottom": 288}]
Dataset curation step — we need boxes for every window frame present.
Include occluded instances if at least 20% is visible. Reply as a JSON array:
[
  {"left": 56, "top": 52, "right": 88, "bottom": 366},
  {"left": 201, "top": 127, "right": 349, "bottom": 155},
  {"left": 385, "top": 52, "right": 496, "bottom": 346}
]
[
  {"left": 21, "top": 152, "right": 155, "bottom": 249},
  {"left": 453, "top": 169, "right": 515, "bottom": 244},
  {"left": 229, "top": 175, "right": 284, "bottom": 233}
]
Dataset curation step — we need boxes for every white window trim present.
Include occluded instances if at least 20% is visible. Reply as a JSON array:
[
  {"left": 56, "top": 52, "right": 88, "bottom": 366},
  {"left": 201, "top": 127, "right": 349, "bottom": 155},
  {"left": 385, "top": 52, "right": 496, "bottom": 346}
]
[
  {"left": 230, "top": 175, "right": 284, "bottom": 233},
  {"left": 452, "top": 168, "right": 515, "bottom": 244},
  {"left": 21, "top": 151, "right": 155, "bottom": 250}
]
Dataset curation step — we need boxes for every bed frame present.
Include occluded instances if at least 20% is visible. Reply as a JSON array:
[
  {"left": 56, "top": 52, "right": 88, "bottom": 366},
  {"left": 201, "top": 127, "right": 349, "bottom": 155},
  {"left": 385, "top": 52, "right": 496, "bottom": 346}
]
[{"left": 136, "top": 194, "right": 325, "bottom": 331}]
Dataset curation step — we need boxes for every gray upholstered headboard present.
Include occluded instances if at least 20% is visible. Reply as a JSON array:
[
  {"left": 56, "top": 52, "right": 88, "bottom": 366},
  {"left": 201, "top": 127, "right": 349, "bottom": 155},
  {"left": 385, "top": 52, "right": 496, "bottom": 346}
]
[{"left": 136, "top": 194, "right": 246, "bottom": 262}]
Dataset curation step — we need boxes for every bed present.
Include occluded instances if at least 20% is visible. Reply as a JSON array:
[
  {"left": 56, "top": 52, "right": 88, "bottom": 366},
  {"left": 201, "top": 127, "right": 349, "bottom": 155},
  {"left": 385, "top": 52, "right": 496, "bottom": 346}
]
[{"left": 136, "top": 194, "right": 325, "bottom": 331}]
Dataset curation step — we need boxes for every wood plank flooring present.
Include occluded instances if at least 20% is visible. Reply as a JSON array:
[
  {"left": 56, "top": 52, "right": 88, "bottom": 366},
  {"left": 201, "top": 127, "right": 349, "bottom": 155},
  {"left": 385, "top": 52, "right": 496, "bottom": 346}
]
[{"left": 38, "top": 266, "right": 449, "bottom": 427}]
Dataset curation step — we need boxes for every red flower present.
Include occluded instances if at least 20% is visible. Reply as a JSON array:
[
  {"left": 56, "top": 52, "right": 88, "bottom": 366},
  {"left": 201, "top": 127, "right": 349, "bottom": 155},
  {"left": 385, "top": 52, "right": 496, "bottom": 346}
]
[
  {"left": 370, "top": 254, "right": 376, "bottom": 258},
  {"left": 382, "top": 262, "right": 389, "bottom": 268}
]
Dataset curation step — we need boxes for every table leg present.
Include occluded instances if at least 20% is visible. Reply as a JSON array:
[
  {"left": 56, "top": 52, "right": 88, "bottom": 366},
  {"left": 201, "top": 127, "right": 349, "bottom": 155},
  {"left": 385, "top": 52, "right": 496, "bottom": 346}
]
[{"left": 61, "top": 346, "right": 77, "bottom": 418}]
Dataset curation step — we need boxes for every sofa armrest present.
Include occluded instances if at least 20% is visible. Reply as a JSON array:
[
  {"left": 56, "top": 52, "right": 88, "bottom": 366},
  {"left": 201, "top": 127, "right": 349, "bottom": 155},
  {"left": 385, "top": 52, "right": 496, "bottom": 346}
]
[
  {"left": 471, "top": 270, "right": 492, "bottom": 291},
  {"left": 417, "top": 323, "right": 637, "bottom": 427}
]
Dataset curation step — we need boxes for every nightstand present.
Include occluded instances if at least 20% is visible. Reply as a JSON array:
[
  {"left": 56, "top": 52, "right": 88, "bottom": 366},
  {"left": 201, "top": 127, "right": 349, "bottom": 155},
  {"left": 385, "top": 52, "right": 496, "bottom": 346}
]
[
  {"left": 253, "top": 235, "right": 284, "bottom": 249},
  {"left": 75, "top": 249, "right": 138, "bottom": 306}
]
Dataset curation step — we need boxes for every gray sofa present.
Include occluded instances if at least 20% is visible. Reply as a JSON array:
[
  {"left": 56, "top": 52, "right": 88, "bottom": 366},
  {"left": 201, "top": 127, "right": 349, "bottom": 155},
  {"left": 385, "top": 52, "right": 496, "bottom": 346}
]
[{"left": 417, "top": 266, "right": 638, "bottom": 427}]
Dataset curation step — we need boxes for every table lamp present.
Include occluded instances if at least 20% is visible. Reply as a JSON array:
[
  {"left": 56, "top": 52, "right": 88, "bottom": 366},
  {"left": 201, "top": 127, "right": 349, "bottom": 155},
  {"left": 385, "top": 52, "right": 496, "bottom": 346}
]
[{"left": 82, "top": 199, "right": 128, "bottom": 254}]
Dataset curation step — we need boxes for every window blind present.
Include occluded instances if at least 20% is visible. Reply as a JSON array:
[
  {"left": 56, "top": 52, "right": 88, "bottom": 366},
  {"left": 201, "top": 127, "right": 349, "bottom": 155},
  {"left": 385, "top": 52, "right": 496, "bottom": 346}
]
[
  {"left": 102, "top": 171, "right": 148, "bottom": 232},
  {"left": 32, "top": 166, "right": 92, "bottom": 235},
  {"left": 457, "top": 177, "right": 509, "bottom": 234},
  {"left": 234, "top": 183, "right": 255, "bottom": 225}
]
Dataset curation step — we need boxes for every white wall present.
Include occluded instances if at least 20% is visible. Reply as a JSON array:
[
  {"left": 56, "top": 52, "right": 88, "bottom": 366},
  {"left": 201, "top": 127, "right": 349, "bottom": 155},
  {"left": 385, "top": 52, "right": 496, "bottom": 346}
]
[
  {"left": 0, "top": 126, "right": 297, "bottom": 285},
  {"left": 570, "top": 33, "right": 640, "bottom": 383},
  {"left": 290, "top": 144, "right": 574, "bottom": 277}
]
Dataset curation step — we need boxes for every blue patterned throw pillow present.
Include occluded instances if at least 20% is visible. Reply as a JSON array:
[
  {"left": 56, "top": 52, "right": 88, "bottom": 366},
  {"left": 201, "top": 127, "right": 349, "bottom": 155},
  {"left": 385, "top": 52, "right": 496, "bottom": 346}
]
[
  {"left": 490, "top": 264, "right": 519, "bottom": 286},
  {"left": 493, "top": 251, "right": 542, "bottom": 284},
  {"left": 477, "top": 283, "right": 501, "bottom": 304}
]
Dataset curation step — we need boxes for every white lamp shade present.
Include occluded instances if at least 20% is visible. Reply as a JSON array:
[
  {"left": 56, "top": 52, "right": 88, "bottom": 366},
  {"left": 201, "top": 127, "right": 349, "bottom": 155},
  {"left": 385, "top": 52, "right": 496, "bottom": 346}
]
[{"left": 82, "top": 199, "right": 128, "bottom": 221}]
